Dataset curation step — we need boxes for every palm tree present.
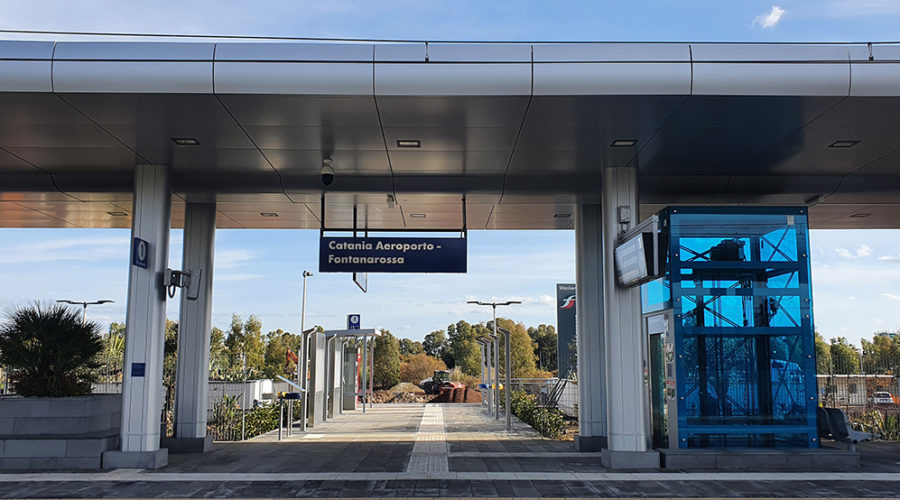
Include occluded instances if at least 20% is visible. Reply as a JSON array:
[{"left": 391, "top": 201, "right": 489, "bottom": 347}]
[{"left": 0, "top": 302, "right": 102, "bottom": 397}]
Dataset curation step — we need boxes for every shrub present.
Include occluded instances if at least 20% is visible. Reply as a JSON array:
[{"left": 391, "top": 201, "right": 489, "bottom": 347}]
[
  {"left": 399, "top": 354, "right": 447, "bottom": 384},
  {"left": 510, "top": 390, "right": 566, "bottom": 439},
  {"left": 0, "top": 302, "right": 102, "bottom": 397},
  {"left": 207, "top": 394, "right": 302, "bottom": 441}
]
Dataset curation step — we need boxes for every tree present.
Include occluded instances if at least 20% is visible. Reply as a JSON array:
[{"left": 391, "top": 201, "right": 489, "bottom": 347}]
[
  {"left": 528, "top": 324, "right": 558, "bottom": 372},
  {"left": 399, "top": 338, "right": 424, "bottom": 357},
  {"left": 861, "top": 334, "right": 900, "bottom": 375},
  {"left": 399, "top": 353, "right": 447, "bottom": 384},
  {"left": 0, "top": 302, "right": 102, "bottom": 397},
  {"left": 814, "top": 331, "right": 832, "bottom": 374},
  {"left": 208, "top": 326, "right": 228, "bottom": 379},
  {"left": 423, "top": 330, "right": 447, "bottom": 358},
  {"left": 373, "top": 330, "right": 400, "bottom": 389},
  {"left": 447, "top": 320, "right": 481, "bottom": 376},
  {"left": 101, "top": 322, "right": 126, "bottom": 382},
  {"left": 163, "top": 319, "right": 179, "bottom": 391},
  {"left": 224, "top": 314, "right": 266, "bottom": 378},
  {"left": 829, "top": 337, "right": 860, "bottom": 374},
  {"left": 495, "top": 318, "right": 538, "bottom": 378},
  {"left": 263, "top": 329, "right": 300, "bottom": 379}
]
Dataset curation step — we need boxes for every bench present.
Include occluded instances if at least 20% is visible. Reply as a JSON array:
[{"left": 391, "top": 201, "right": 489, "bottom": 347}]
[{"left": 817, "top": 407, "right": 875, "bottom": 452}]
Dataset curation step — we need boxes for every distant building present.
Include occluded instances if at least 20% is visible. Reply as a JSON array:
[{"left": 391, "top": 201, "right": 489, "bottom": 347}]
[
  {"left": 875, "top": 331, "right": 899, "bottom": 339},
  {"left": 817, "top": 374, "right": 899, "bottom": 406}
]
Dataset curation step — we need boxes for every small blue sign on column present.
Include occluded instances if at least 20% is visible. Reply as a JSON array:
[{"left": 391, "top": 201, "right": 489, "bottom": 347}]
[
  {"left": 131, "top": 363, "right": 145, "bottom": 377},
  {"left": 132, "top": 237, "right": 149, "bottom": 269},
  {"left": 347, "top": 314, "right": 361, "bottom": 330}
]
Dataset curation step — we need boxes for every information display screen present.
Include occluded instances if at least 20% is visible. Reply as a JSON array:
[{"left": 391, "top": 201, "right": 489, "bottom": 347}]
[{"left": 615, "top": 233, "right": 649, "bottom": 287}]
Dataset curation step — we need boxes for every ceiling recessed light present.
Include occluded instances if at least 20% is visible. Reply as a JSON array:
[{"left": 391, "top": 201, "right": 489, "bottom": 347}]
[
  {"left": 553, "top": 213, "right": 572, "bottom": 218},
  {"left": 849, "top": 213, "right": 871, "bottom": 218},
  {"left": 107, "top": 211, "right": 127, "bottom": 217},
  {"left": 260, "top": 212, "right": 279, "bottom": 217},
  {"left": 172, "top": 137, "right": 200, "bottom": 146},
  {"left": 410, "top": 213, "right": 426, "bottom": 218},
  {"left": 610, "top": 139, "right": 637, "bottom": 148},
  {"left": 397, "top": 140, "right": 421, "bottom": 148},
  {"left": 828, "top": 140, "right": 860, "bottom": 148}
]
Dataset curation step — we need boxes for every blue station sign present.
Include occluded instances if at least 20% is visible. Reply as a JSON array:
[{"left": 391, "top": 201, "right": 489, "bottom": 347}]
[{"left": 319, "top": 237, "right": 466, "bottom": 273}]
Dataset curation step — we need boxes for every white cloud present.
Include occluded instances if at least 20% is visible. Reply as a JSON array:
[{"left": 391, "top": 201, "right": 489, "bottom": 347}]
[
  {"left": 834, "top": 245, "right": 874, "bottom": 259},
  {"left": 834, "top": 248, "right": 854, "bottom": 259},
  {"left": 879, "top": 255, "right": 900, "bottom": 262},
  {"left": 215, "top": 249, "right": 256, "bottom": 269},
  {"left": 883, "top": 293, "right": 900, "bottom": 302},
  {"left": 753, "top": 6, "right": 786, "bottom": 29}
]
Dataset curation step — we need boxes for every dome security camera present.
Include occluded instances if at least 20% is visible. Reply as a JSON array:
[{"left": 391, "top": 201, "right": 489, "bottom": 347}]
[{"left": 321, "top": 158, "right": 335, "bottom": 186}]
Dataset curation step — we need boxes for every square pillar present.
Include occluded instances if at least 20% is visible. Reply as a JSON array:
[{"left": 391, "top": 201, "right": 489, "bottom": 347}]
[
  {"left": 103, "top": 164, "right": 171, "bottom": 470},
  {"left": 168, "top": 202, "right": 216, "bottom": 453},
  {"left": 574, "top": 203, "right": 607, "bottom": 451},
  {"left": 601, "top": 165, "right": 658, "bottom": 469}
]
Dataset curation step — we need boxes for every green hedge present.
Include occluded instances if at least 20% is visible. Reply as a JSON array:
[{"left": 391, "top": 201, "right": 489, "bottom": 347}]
[
  {"left": 207, "top": 394, "right": 302, "bottom": 441},
  {"left": 510, "top": 390, "right": 566, "bottom": 439}
]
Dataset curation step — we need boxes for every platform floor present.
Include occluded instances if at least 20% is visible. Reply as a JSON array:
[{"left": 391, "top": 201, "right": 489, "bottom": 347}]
[{"left": 0, "top": 403, "right": 898, "bottom": 498}]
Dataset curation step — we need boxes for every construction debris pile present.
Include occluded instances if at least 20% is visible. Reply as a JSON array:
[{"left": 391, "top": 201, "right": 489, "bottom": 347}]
[
  {"left": 428, "top": 387, "right": 482, "bottom": 403},
  {"left": 366, "top": 382, "right": 483, "bottom": 404}
]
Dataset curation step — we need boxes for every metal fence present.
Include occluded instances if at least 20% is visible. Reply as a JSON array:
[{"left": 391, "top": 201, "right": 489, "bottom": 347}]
[{"left": 508, "top": 378, "right": 578, "bottom": 418}]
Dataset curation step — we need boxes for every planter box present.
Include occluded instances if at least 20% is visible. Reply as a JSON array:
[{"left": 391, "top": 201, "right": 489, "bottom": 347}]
[{"left": 0, "top": 394, "right": 121, "bottom": 469}]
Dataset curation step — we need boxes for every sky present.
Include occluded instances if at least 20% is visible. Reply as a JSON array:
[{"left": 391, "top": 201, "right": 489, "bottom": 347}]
[{"left": 1, "top": 1, "right": 900, "bottom": 345}]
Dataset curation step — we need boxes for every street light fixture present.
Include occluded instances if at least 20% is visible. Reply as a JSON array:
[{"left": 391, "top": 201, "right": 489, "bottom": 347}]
[
  {"left": 55, "top": 299, "right": 114, "bottom": 324},
  {"left": 467, "top": 299, "right": 521, "bottom": 431}
]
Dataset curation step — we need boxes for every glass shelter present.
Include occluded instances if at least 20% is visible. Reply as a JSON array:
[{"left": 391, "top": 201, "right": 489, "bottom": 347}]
[{"left": 642, "top": 207, "right": 818, "bottom": 449}]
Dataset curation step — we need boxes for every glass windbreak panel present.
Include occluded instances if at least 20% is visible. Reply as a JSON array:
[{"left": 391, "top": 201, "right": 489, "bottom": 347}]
[
  {"left": 765, "top": 271, "right": 800, "bottom": 289},
  {"left": 682, "top": 334, "right": 807, "bottom": 427},
  {"left": 759, "top": 228, "right": 798, "bottom": 262},
  {"left": 681, "top": 295, "right": 800, "bottom": 328},
  {"left": 674, "top": 213, "right": 804, "bottom": 265},
  {"left": 680, "top": 237, "right": 750, "bottom": 262},
  {"left": 682, "top": 335, "right": 760, "bottom": 424},
  {"left": 642, "top": 277, "right": 671, "bottom": 313},
  {"left": 681, "top": 295, "right": 749, "bottom": 328},
  {"left": 769, "top": 335, "right": 808, "bottom": 421}
]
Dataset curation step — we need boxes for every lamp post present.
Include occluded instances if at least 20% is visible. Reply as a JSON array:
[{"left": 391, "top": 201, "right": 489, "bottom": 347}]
[
  {"left": 55, "top": 299, "right": 114, "bottom": 324},
  {"left": 299, "top": 270, "right": 313, "bottom": 431},
  {"left": 497, "top": 327, "right": 514, "bottom": 431},
  {"left": 467, "top": 300, "right": 521, "bottom": 431}
]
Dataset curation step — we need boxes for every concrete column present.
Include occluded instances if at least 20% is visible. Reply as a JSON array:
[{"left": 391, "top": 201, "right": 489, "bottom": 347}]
[
  {"left": 103, "top": 165, "right": 171, "bottom": 470},
  {"left": 169, "top": 202, "right": 216, "bottom": 453},
  {"left": 600, "top": 165, "right": 658, "bottom": 469},
  {"left": 574, "top": 203, "right": 607, "bottom": 451}
]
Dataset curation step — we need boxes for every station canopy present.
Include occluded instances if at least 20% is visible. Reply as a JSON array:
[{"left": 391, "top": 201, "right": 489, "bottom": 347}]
[{"left": 1, "top": 40, "right": 899, "bottom": 230}]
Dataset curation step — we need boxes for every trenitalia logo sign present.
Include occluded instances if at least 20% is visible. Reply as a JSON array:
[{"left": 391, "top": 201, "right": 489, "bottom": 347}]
[{"left": 556, "top": 283, "right": 576, "bottom": 376}]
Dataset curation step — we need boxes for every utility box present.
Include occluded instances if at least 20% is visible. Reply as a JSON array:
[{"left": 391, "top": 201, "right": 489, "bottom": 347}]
[{"left": 642, "top": 207, "right": 818, "bottom": 449}]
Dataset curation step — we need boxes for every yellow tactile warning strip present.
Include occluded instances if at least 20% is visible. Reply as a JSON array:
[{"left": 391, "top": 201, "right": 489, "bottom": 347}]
[{"left": 406, "top": 404, "right": 449, "bottom": 473}]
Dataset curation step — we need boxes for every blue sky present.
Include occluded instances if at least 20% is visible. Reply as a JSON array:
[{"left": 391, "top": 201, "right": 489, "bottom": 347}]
[
  {"left": 1, "top": 227, "right": 899, "bottom": 345},
  {"left": 1, "top": 1, "right": 900, "bottom": 345}
]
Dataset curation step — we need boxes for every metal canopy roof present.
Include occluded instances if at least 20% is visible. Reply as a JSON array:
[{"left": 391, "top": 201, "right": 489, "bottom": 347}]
[{"left": 1, "top": 40, "right": 899, "bottom": 230}]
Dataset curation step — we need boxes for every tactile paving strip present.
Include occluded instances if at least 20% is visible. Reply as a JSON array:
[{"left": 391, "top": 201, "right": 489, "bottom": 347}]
[{"left": 405, "top": 404, "right": 449, "bottom": 473}]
